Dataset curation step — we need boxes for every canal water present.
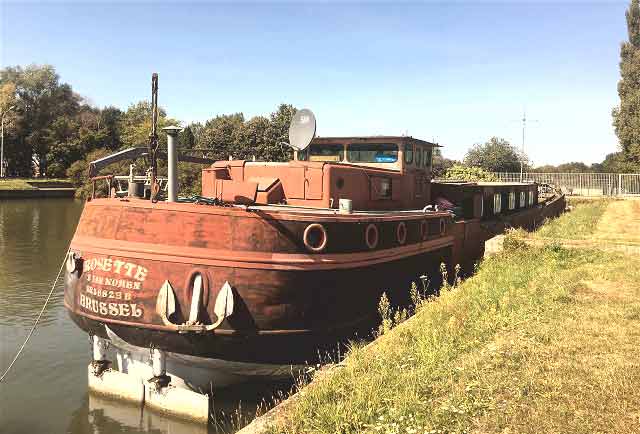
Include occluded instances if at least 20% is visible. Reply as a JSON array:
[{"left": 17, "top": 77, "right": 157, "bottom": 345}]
[{"left": 0, "top": 199, "right": 289, "bottom": 434}]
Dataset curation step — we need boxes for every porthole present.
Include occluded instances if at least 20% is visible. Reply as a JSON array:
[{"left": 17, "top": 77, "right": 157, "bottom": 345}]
[
  {"left": 365, "top": 224, "right": 379, "bottom": 250},
  {"left": 396, "top": 222, "right": 407, "bottom": 245},
  {"left": 420, "top": 220, "right": 429, "bottom": 240},
  {"left": 303, "top": 224, "right": 328, "bottom": 253}
]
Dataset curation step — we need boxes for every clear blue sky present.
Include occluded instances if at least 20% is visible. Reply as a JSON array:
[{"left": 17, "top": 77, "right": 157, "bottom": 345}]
[{"left": 0, "top": 1, "right": 630, "bottom": 166}]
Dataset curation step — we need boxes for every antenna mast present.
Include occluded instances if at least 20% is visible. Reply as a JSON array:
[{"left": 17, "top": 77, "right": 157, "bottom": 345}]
[
  {"left": 149, "top": 73, "right": 159, "bottom": 201},
  {"left": 519, "top": 110, "right": 538, "bottom": 182}
]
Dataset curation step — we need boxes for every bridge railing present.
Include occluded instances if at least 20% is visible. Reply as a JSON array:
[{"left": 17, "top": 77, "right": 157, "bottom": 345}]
[{"left": 491, "top": 172, "right": 640, "bottom": 197}]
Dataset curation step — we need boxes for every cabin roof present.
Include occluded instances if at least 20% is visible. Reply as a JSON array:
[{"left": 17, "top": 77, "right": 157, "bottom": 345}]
[{"left": 311, "top": 136, "right": 441, "bottom": 147}]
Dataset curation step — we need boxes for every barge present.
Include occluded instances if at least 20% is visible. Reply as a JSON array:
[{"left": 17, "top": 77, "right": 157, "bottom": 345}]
[{"left": 63, "top": 78, "right": 565, "bottom": 421}]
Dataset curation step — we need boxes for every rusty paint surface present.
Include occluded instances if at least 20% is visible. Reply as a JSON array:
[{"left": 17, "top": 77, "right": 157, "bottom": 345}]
[{"left": 67, "top": 137, "right": 565, "bottom": 365}]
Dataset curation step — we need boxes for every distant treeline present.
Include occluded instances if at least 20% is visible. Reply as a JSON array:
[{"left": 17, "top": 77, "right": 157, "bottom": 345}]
[{"left": 0, "top": 64, "right": 297, "bottom": 194}]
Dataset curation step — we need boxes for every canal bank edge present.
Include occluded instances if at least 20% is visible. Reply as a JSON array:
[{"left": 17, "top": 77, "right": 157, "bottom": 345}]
[
  {"left": 0, "top": 179, "right": 76, "bottom": 198},
  {"left": 0, "top": 188, "right": 76, "bottom": 198}
]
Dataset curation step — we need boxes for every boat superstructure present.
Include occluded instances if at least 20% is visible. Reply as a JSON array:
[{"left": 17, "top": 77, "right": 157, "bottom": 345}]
[{"left": 63, "top": 77, "right": 565, "bottom": 422}]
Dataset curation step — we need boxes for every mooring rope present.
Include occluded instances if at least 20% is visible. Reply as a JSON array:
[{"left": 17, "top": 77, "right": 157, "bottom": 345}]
[{"left": 0, "top": 247, "right": 70, "bottom": 385}]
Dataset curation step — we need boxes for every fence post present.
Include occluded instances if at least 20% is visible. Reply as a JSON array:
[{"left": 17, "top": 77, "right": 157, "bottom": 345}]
[{"left": 618, "top": 173, "right": 622, "bottom": 196}]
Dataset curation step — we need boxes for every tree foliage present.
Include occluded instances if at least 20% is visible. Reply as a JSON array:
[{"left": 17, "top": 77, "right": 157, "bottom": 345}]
[
  {"left": 432, "top": 148, "right": 457, "bottom": 178},
  {"left": 441, "top": 164, "right": 498, "bottom": 182},
  {"left": 0, "top": 65, "right": 126, "bottom": 177},
  {"left": 612, "top": 0, "right": 640, "bottom": 166},
  {"left": 1, "top": 64, "right": 299, "bottom": 192},
  {"left": 463, "top": 137, "right": 525, "bottom": 173}
]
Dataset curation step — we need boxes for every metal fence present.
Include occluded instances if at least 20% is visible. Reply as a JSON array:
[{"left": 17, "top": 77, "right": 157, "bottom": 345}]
[{"left": 492, "top": 172, "right": 640, "bottom": 197}]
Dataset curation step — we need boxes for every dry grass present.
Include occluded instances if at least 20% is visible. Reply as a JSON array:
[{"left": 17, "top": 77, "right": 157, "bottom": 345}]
[
  {"left": 532, "top": 198, "right": 611, "bottom": 240},
  {"left": 593, "top": 199, "right": 640, "bottom": 245},
  {"left": 0, "top": 178, "right": 71, "bottom": 190},
  {"left": 267, "top": 201, "right": 640, "bottom": 434}
]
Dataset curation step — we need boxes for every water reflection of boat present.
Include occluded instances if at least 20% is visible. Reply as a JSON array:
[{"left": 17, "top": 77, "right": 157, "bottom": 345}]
[{"left": 86, "top": 393, "right": 207, "bottom": 434}]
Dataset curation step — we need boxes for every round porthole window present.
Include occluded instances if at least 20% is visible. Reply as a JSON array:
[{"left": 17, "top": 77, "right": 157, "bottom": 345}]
[
  {"left": 420, "top": 220, "right": 429, "bottom": 240},
  {"left": 303, "top": 224, "right": 328, "bottom": 253},
  {"left": 365, "top": 224, "right": 379, "bottom": 250},
  {"left": 396, "top": 222, "right": 407, "bottom": 245}
]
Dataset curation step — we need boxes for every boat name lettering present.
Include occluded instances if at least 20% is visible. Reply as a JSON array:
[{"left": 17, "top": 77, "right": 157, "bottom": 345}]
[
  {"left": 84, "top": 257, "right": 148, "bottom": 282},
  {"left": 85, "top": 273, "right": 142, "bottom": 290},
  {"left": 85, "top": 285, "right": 132, "bottom": 301},
  {"left": 79, "top": 294, "right": 143, "bottom": 318}
]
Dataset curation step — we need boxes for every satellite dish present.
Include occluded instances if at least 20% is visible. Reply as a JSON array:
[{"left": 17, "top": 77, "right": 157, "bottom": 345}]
[{"left": 288, "top": 108, "right": 316, "bottom": 151}]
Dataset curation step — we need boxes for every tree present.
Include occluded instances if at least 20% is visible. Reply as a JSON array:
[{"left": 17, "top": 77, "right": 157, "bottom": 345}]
[
  {"left": 119, "top": 101, "right": 178, "bottom": 149},
  {"left": 441, "top": 164, "right": 498, "bottom": 182},
  {"left": 198, "top": 113, "right": 245, "bottom": 160},
  {"left": 432, "top": 148, "right": 457, "bottom": 178},
  {"left": 612, "top": 0, "right": 640, "bottom": 165},
  {"left": 100, "top": 106, "right": 123, "bottom": 151},
  {"left": 600, "top": 151, "right": 639, "bottom": 173},
  {"left": 261, "top": 104, "right": 297, "bottom": 161},
  {"left": 463, "top": 137, "right": 525, "bottom": 173},
  {"left": 0, "top": 64, "right": 81, "bottom": 176}
]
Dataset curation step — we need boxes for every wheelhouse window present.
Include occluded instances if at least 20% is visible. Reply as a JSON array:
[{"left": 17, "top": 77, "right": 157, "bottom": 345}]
[
  {"left": 493, "top": 194, "right": 502, "bottom": 214},
  {"left": 403, "top": 144, "right": 414, "bottom": 165},
  {"left": 424, "top": 149, "right": 433, "bottom": 167},
  {"left": 520, "top": 191, "right": 526, "bottom": 207},
  {"left": 529, "top": 190, "right": 535, "bottom": 205},
  {"left": 508, "top": 192, "right": 516, "bottom": 210},
  {"left": 298, "top": 144, "right": 344, "bottom": 162},
  {"left": 415, "top": 147, "right": 423, "bottom": 167},
  {"left": 347, "top": 143, "right": 398, "bottom": 163}
]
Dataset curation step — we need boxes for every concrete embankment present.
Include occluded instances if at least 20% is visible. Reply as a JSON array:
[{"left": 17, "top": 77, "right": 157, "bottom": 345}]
[
  {"left": 0, "top": 188, "right": 76, "bottom": 199},
  {"left": 0, "top": 179, "right": 76, "bottom": 198}
]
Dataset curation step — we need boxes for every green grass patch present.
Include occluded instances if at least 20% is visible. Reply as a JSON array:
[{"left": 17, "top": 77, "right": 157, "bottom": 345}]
[
  {"left": 269, "top": 243, "right": 640, "bottom": 434},
  {"left": 0, "top": 178, "right": 72, "bottom": 190},
  {"left": 531, "top": 198, "right": 610, "bottom": 240}
]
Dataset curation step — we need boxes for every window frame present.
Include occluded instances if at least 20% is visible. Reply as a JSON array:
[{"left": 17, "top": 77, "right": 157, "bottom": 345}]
[
  {"left": 346, "top": 143, "right": 399, "bottom": 164},
  {"left": 404, "top": 143, "right": 414, "bottom": 165}
]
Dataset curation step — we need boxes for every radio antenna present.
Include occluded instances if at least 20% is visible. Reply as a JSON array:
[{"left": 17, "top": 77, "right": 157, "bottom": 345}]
[
  {"left": 516, "top": 109, "right": 539, "bottom": 182},
  {"left": 149, "top": 73, "right": 160, "bottom": 201}
]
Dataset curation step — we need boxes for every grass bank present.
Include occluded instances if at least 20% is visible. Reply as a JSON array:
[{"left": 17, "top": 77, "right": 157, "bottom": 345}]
[
  {"left": 268, "top": 200, "right": 640, "bottom": 434},
  {"left": 0, "top": 178, "right": 72, "bottom": 190},
  {"left": 532, "top": 197, "right": 610, "bottom": 239}
]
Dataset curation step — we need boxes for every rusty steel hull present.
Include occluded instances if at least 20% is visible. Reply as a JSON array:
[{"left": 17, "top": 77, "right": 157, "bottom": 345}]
[
  {"left": 64, "top": 199, "right": 456, "bottom": 365},
  {"left": 64, "top": 193, "right": 565, "bottom": 376}
]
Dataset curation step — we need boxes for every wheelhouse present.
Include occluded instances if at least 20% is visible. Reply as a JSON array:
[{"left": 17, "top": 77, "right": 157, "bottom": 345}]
[{"left": 294, "top": 136, "right": 437, "bottom": 174}]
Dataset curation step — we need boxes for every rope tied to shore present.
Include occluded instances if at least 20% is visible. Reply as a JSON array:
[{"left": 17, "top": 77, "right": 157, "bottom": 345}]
[{"left": 0, "top": 247, "right": 70, "bottom": 385}]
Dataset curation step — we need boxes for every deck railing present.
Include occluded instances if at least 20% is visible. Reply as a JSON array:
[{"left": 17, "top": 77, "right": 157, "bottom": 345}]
[{"left": 491, "top": 172, "right": 640, "bottom": 197}]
